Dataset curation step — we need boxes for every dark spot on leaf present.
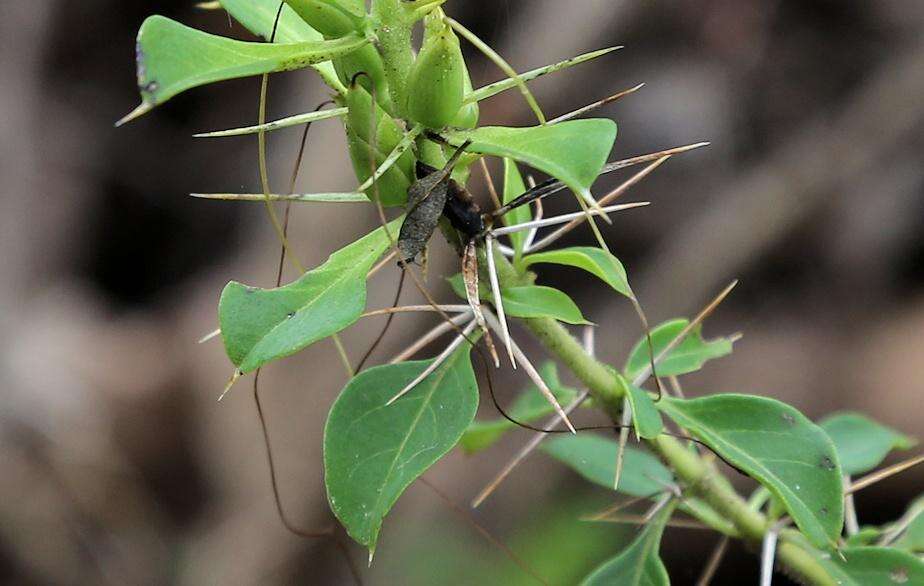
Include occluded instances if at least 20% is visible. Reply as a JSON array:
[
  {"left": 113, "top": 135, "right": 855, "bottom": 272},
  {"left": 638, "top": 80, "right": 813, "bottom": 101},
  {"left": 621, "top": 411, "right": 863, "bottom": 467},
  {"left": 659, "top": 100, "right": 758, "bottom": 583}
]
[
  {"left": 287, "top": 312, "right": 295, "bottom": 319},
  {"left": 781, "top": 412, "right": 795, "bottom": 426},
  {"left": 245, "top": 286, "right": 257, "bottom": 294},
  {"left": 820, "top": 456, "right": 836, "bottom": 470},
  {"left": 819, "top": 506, "right": 829, "bottom": 516},
  {"left": 890, "top": 566, "right": 908, "bottom": 583},
  {"left": 142, "top": 80, "right": 159, "bottom": 94}
]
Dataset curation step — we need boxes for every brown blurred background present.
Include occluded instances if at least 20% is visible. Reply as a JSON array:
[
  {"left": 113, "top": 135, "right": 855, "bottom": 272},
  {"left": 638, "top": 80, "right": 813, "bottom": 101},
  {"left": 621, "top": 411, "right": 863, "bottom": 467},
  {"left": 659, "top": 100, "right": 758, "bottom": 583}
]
[{"left": 1, "top": 1, "right": 922, "bottom": 584}]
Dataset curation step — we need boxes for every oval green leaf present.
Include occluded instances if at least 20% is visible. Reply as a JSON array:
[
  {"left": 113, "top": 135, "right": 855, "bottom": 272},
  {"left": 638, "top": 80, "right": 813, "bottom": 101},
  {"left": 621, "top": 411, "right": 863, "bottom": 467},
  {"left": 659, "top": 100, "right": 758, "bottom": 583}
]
[
  {"left": 461, "top": 362, "right": 578, "bottom": 453},
  {"left": 324, "top": 348, "right": 479, "bottom": 554},
  {"left": 445, "top": 119, "right": 617, "bottom": 200},
  {"left": 447, "top": 275, "right": 589, "bottom": 324},
  {"left": 543, "top": 434, "right": 673, "bottom": 498},
  {"left": 219, "top": 218, "right": 400, "bottom": 372},
  {"left": 658, "top": 394, "right": 844, "bottom": 549},
  {"left": 124, "top": 16, "right": 367, "bottom": 120},
  {"left": 581, "top": 500, "right": 674, "bottom": 586},
  {"left": 819, "top": 412, "right": 916, "bottom": 476},
  {"left": 624, "top": 318, "right": 735, "bottom": 382},
  {"left": 616, "top": 374, "right": 664, "bottom": 440},
  {"left": 523, "top": 246, "right": 632, "bottom": 298}
]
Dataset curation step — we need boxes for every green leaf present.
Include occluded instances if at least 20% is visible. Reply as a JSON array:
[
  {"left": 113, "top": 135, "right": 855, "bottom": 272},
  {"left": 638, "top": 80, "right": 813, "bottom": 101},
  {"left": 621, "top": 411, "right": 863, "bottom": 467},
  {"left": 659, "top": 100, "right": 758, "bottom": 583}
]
[
  {"left": 447, "top": 275, "right": 589, "bottom": 324},
  {"left": 461, "top": 362, "right": 578, "bottom": 453},
  {"left": 500, "top": 286, "right": 590, "bottom": 324},
  {"left": 444, "top": 120, "right": 617, "bottom": 200},
  {"left": 543, "top": 435, "right": 673, "bottom": 498},
  {"left": 624, "top": 318, "right": 735, "bottom": 382},
  {"left": 581, "top": 500, "right": 674, "bottom": 586},
  {"left": 658, "top": 394, "right": 844, "bottom": 549},
  {"left": 125, "top": 16, "right": 367, "bottom": 119},
  {"left": 892, "top": 495, "right": 924, "bottom": 553},
  {"left": 523, "top": 246, "right": 632, "bottom": 298},
  {"left": 219, "top": 0, "right": 342, "bottom": 90},
  {"left": 819, "top": 412, "right": 916, "bottom": 476},
  {"left": 808, "top": 545, "right": 924, "bottom": 585},
  {"left": 324, "top": 348, "right": 479, "bottom": 554},
  {"left": 219, "top": 218, "right": 400, "bottom": 372},
  {"left": 222, "top": 0, "right": 322, "bottom": 42},
  {"left": 501, "top": 159, "right": 531, "bottom": 254},
  {"left": 617, "top": 375, "right": 663, "bottom": 439}
]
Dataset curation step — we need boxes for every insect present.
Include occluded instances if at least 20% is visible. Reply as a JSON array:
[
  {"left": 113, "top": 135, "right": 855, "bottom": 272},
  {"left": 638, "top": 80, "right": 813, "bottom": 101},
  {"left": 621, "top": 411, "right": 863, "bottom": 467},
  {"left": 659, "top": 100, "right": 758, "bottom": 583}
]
[{"left": 361, "top": 123, "right": 668, "bottom": 434}]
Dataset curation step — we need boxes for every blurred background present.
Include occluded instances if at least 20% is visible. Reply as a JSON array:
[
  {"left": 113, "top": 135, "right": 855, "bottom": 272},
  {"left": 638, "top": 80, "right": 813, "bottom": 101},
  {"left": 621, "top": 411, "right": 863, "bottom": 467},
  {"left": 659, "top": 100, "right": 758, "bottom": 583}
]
[{"left": 1, "top": 1, "right": 922, "bottom": 584}]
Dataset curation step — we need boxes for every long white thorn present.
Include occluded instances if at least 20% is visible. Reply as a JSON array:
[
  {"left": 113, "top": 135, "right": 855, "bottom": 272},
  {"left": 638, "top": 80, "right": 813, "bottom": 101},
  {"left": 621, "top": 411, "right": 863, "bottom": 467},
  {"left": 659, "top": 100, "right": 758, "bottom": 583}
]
[
  {"left": 760, "top": 522, "right": 784, "bottom": 586},
  {"left": 527, "top": 157, "right": 669, "bottom": 253},
  {"left": 386, "top": 320, "right": 477, "bottom": 405},
  {"left": 491, "top": 202, "right": 650, "bottom": 237},
  {"left": 843, "top": 475, "right": 859, "bottom": 536},
  {"left": 523, "top": 198, "right": 543, "bottom": 251},
  {"left": 217, "top": 370, "right": 242, "bottom": 402},
  {"left": 192, "top": 107, "right": 348, "bottom": 138},
  {"left": 389, "top": 312, "right": 473, "bottom": 364},
  {"left": 198, "top": 328, "right": 221, "bottom": 344},
  {"left": 485, "top": 235, "right": 516, "bottom": 368},
  {"left": 495, "top": 243, "right": 516, "bottom": 258},
  {"left": 482, "top": 311, "right": 576, "bottom": 433}
]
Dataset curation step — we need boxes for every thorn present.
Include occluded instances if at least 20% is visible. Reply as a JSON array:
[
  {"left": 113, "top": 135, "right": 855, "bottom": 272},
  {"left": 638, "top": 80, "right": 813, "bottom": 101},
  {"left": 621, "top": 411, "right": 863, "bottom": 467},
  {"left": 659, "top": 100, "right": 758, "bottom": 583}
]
[
  {"left": 547, "top": 82, "right": 646, "bottom": 125},
  {"left": 198, "top": 328, "right": 221, "bottom": 344},
  {"left": 846, "top": 454, "right": 924, "bottom": 494},
  {"left": 386, "top": 321, "right": 477, "bottom": 405},
  {"left": 696, "top": 536, "right": 730, "bottom": 586},
  {"left": 491, "top": 202, "right": 650, "bottom": 236},
  {"left": 760, "top": 521, "right": 785, "bottom": 586},
  {"left": 389, "top": 312, "right": 473, "bottom": 364},
  {"left": 485, "top": 236, "right": 516, "bottom": 369},
  {"left": 527, "top": 156, "right": 669, "bottom": 253},
  {"left": 218, "top": 370, "right": 242, "bottom": 401},
  {"left": 631, "top": 280, "right": 738, "bottom": 386},
  {"left": 482, "top": 310, "right": 576, "bottom": 433},
  {"left": 362, "top": 304, "right": 471, "bottom": 318},
  {"left": 470, "top": 390, "right": 589, "bottom": 508},
  {"left": 115, "top": 103, "right": 153, "bottom": 127}
]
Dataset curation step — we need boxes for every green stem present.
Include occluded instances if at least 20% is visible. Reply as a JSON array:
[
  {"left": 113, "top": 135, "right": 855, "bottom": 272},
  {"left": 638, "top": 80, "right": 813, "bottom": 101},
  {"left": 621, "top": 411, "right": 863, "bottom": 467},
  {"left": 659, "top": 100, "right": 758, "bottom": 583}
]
[{"left": 488, "top": 250, "right": 835, "bottom": 585}]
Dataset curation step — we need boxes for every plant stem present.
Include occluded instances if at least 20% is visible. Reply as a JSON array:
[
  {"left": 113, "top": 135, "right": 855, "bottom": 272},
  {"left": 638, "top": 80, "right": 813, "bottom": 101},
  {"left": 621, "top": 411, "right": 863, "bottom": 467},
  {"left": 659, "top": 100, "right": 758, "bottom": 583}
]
[{"left": 487, "top": 250, "right": 835, "bottom": 584}]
